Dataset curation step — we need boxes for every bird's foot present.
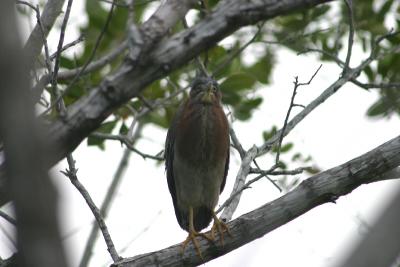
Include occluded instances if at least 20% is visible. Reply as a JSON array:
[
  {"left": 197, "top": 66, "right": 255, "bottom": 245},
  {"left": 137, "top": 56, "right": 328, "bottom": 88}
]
[
  {"left": 209, "top": 216, "right": 231, "bottom": 246},
  {"left": 181, "top": 230, "right": 213, "bottom": 259}
]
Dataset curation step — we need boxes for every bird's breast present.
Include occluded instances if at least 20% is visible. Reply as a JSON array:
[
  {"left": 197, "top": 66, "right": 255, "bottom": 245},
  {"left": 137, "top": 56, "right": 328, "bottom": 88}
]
[{"left": 175, "top": 103, "right": 228, "bottom": 165}]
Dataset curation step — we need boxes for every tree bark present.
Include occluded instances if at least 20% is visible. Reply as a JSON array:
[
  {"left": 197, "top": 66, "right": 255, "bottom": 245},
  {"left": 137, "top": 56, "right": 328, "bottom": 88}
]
[
  {"left": 0, "top": 0, "right": 333, "bottom": 207},
  {"left": 47, "top": 0, "right": 333, "bottom": 166},
  {"left": 113, "top": 134, "right": 400, "bottom": 267}
]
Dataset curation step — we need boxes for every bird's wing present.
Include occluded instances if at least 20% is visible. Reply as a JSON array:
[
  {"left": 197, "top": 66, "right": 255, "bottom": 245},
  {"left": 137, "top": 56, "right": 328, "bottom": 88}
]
[
  {"left": 220, "top": 148, "right": 230, "bottom": 193},
  {"left": 165, "top": 123, "right": 177, "bottom": 206},
  {"left": 165, "top": 104, "right": 184, "bottom": 225}
]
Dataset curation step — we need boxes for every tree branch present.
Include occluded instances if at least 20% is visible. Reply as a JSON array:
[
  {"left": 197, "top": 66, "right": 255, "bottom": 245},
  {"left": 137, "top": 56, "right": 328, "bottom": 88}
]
[
  {"left": 113, "top": 135, "right": 400, "bottom": 267},
  {"left": 47, "top": 0, "right": 334, "bottom": 170},
  {"left": 22, "top": 0, "right": 66, "bottom": 67},
  {"left": 0, "top": 0, "right": 336, "bottom": 207},
  {"left": 62, "top": 158, "right": 121, "bottom": 263},
  {"left": 0, "top": 2, "right": 67, "bottom": 265}
]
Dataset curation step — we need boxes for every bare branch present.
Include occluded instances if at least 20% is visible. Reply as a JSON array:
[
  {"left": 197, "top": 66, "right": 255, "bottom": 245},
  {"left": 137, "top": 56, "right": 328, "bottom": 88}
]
[
  {"left": 62, "top": 156, "right": 121, "bottom": 263},
  {"left": 222, "top": 65, "right": 322, "bottom": 221},
  {"left": 0, "top": 3, "right": 67, "bottom": 265},
  {"left": 220, "top": 29, "right": 400, "bottom": 222},
  {"left": 229, "top": 126, "right": 245, "bottom": 159},
  {"left": 50, "top": 0, "right": 74, "bottom": 116},
  {"left": 250, "top": 167, "right": 307, "bottom": 176},
  {"left": 32, "top": 40, "right": 127, "bottom": 103},
  {"left": 0, "top": 210, "right": 16, "bottom": 226},
  {"left": 21, "top": 0, "right": 66, "bottom": 67},
  {"left": 212, "top": 23, "right": 264, "bottom": 77},
  {"left": 43, "top": 0, "right": 117, "bottom": 116},
  {"left": 276, "top": 65, "right": 322, "bottom": 165},
  {"left": 342, "top": 0, "right": 354, "bottom": 74},
  {"left": 113, "top": 135, "right": 400, "bottom": 267},
  {"left": 351, "top": 80, "right": 400, "bottom": 90},
  {"left": 0, "top": 0, "right": 339, "bottom": 208},
  {"left": 49, "top": 35, "right": 85, "bottom": 60},
  {"left": 220, "top": 145, "right": 257, "bottom": 220},
  {"left": 182, "top": 17, "right": 209, "bottom": 76},
  {"left": 298, "top": 47, "right": 345, "bottom": 66},
  {"left": 90, "top": 132, "right": 164, "bottom": 161}
]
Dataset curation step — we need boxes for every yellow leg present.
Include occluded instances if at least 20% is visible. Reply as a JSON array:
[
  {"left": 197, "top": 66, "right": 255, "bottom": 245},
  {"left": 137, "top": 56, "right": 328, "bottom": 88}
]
[
  {"left": 181, "top": 207, "right": 213, "bottom": 259},
  {"left": 209, "top": 211, "right": 231, "bottom": 246}
]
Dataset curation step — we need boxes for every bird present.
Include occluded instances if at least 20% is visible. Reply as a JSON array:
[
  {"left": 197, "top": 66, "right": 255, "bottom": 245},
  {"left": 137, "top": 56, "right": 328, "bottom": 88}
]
[{"left": 165, "top": 76, "right": 230, "bottom": 257}]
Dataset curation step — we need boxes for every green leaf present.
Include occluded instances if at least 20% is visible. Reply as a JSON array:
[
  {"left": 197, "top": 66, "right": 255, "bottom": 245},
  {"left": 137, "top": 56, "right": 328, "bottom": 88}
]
[
  {"left": 86, "top": 0, "right": 108, "bottom": 31},
  {"left": 220, "top": 73, "right": 257, "bottom": 93},
  {"left": 276, "top": 161, "right": 287, "bottom": 170},
  {"left": 97, "top": 120, "right": 117, "bottom": 133},
  {"left": 310, "top": 5, "right": 330, "bottom": 19},
  {"left": 378, "top": 0, "right": 394, "bottom": 23},
  {"left": 234, "top": 97, "right": 263, "bottom": 121},
  {"left": 262, "top": 126, "right": 277, "bottom": 141},
  {"left": 59, "top": 56, "right": 76, "bottom": 69},
  {"left": 119, "top": 123, "right": 129, "bottom": 135},
  {"left": 87, "top": 120, "right": 118, "bottom": 149},
  {"left": 367, "top": 99, "right": 387, "bottom": 117},
  {"left": 280, "top": 143, "right": 294, "bottom": 153},
  {"left": 87, "top": 135, "right": 105, "bottom": 150},
  {"left": 292, "top": 153, "right": 301, "bottom": 161},
  {"left": 222, "top": 91, "right": 241, "bottom": 105},
  {"left": 144, "top": 112, "right": 169, "bottom": 129},
  {"left": 246, "top": 53, "right": 274, "bottom": 84},
  {"left": 363, "top": 65, "right": 375, "bottom": 82}
]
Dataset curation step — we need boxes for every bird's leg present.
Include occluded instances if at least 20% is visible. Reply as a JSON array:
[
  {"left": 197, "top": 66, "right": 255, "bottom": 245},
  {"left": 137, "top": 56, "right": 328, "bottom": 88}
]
[
  {"left": 209, "top": 211, "right": 231, "bottom": 246},
  {"left": 181, "top": 207, "right": 213, "bottom": 259}
]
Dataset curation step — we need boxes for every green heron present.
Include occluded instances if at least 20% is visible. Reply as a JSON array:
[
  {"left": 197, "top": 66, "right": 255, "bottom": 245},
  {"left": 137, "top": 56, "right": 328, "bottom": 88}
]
[{"left": 165, "top": 76, "right": 230, "bottom": 257}]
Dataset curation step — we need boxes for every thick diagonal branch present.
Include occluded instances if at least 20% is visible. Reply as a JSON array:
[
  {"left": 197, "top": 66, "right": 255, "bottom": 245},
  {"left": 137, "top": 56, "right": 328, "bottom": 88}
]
[{"left": 113, "top": 134, "right": 400, "bottom": 267}]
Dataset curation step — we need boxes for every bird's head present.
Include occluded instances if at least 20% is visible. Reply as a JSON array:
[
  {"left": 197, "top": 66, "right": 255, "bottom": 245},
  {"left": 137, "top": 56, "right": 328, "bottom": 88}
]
[{"left": 189, "top": 77, "right": 221, "bottom": 105}]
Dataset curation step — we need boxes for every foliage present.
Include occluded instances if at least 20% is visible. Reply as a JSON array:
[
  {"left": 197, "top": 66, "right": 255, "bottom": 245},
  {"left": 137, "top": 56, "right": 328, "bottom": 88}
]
[{"left": 50, "top": 0, "right": 399, "bottom": 150}]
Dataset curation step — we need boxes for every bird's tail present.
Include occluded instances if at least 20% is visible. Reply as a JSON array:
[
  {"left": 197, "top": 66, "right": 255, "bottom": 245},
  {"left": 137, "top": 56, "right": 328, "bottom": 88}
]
[{"left": 178, "top": 206, "right": 213, "bottom": 232}]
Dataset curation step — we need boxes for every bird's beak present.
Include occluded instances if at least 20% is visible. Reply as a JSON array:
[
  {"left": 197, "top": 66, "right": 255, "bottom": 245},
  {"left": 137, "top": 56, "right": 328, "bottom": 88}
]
[{"left": 201, "top": 86, "right": 214, "bottom": 103}]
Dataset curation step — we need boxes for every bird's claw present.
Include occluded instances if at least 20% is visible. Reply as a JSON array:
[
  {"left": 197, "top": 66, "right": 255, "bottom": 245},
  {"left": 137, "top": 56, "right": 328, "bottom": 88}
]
[
  {"left": 209, "top": 217, "right": 231, "bottom": 246},
  {"left": 181, "top": 231, "right": 213, "bottom": 259}
]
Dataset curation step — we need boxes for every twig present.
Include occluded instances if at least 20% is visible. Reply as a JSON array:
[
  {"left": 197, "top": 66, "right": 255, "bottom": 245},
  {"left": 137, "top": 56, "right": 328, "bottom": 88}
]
[
  {"left": 250, "top": 167, "right": 307, "bottom": 176},
  {"left": 217, "top": 170, "right": 279, "bottom": 214},
  {"left": 16, "top": 2, "right": 53, "bottom": 75},
  {"left": 90, "top": 132, "right": 164, "bottom": 161},
  {"left": 229, "top": 126, "right": 245, "bottom": 159},
  {"left": 33, "top": 40, "right": 127, "bottom": 101},
  {"left": 298, "top": 48, "right": 345, "bottom": 67},
  {"left": 42, "top": 0, "right": 117, "bottom": 116},
  {"left": 50, "top": 0, "right": 74, "bottom": 116},
  {"left": 20, "top": 0, "right": 66, "bottom": 68},
  {"left": 275, "top": 64, "right": 322, "bottom": 165},
  {"left": 220, "top": 145, "right": 258, "bottom": 220},
  {"left": 182, "top": 17, "right": 209, "bottom": 76},
  {"left": 62, "top": 156, "right": 121, "bottom": 263},
  {"left": 351, "top": 80, "right": 400, "bottom": 90},
  {"left": 212, "top": 23, "right": 264, "bottom": 77},
  {"left": 0, "top": 210, "right": 16, "bottom": 226},
  {"left": 343, "top": 0, "right": 354, "bottom": 74},
  {"left": 45, "top": 1, "right": 120, "bottom": 263},
  {"left": 221, "top": 29, "right": 400, "bottom": 222},
  {"left": 49, "top": 35, "right": 85, "bottom": 60},
  {"left": 79, "top": 123, "right": 141, "bottom": 267}
]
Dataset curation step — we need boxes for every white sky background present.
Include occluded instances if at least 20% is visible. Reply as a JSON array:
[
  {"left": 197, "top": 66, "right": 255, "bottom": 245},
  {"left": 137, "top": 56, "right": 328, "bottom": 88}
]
[{"left": 1, "top": 1, "right": 400, "bottom": 267}]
